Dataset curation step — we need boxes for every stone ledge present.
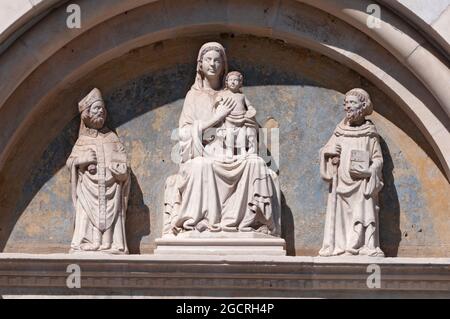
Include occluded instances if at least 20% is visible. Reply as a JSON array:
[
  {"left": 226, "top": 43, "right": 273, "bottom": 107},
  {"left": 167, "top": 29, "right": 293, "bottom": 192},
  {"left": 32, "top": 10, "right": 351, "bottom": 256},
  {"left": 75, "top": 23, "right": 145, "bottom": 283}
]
[
  {"left": 0, "top": 254, "right": 448, "bottom": 298},
  {"left": 154, "top": 233, "right": 287, "bottom": 256}
]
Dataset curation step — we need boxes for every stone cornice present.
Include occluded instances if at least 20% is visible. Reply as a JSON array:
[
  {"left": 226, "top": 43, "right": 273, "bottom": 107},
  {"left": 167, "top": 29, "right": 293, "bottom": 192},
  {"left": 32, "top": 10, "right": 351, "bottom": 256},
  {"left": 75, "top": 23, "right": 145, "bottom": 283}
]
[{"left": 0, "top": 254, "right": 448, "bottom": 298}]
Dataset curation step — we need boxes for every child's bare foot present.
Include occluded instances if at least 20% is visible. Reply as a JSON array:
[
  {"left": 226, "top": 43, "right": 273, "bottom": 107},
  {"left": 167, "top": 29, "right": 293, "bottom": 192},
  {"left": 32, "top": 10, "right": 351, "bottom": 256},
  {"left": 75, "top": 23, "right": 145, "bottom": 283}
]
[{"left": 100, "top": 243, "right": 112, "bottom": 250}]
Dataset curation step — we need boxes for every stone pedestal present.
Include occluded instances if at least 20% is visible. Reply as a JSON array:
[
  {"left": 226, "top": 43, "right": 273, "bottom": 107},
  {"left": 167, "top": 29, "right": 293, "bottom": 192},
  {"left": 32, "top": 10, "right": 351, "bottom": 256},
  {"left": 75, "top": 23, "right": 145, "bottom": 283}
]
[{"left": 154, "top": 232, "right": 286, "bottom": 256}]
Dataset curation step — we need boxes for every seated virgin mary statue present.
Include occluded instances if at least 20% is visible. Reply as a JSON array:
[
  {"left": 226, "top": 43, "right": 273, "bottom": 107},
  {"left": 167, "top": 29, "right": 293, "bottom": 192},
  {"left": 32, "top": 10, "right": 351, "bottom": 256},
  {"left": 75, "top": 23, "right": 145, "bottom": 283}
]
[{"left": 163, "top": 42, "right": 281, "bottom": 237}]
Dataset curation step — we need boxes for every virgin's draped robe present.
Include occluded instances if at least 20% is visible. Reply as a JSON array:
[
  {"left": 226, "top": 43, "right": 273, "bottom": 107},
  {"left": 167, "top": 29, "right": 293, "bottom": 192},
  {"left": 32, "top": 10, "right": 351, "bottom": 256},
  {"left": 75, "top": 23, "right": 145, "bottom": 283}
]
[
  {"left": 67, "top": 129, "right": 130, "bottom": 252},
  {"left": 164, "top": 88, "right": 280, "bottom": 235},
  {"left": 319, "top": 120, "right": 384, "bottom": 256}
]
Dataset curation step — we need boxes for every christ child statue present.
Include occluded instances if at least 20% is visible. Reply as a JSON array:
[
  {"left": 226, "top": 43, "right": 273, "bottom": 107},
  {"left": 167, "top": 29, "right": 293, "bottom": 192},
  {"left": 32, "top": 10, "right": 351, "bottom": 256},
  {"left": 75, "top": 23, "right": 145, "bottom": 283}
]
[{"left": 216, "top": 71, "right": 258, "bottom": 158}]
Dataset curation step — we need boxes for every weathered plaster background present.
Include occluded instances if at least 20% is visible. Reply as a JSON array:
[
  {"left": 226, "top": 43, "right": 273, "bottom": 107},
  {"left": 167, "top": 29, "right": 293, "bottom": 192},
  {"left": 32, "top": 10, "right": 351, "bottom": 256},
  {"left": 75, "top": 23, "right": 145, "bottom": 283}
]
[{"left": 2, "top": 36, "right": 449, "bottom": 256}]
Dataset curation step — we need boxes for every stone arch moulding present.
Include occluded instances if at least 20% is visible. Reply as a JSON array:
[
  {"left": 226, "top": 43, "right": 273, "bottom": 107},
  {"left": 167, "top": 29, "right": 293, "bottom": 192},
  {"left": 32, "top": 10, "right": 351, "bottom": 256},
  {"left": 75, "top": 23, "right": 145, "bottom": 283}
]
[{"left": 0, "top": 0, "right": 449, "bottom": 191}]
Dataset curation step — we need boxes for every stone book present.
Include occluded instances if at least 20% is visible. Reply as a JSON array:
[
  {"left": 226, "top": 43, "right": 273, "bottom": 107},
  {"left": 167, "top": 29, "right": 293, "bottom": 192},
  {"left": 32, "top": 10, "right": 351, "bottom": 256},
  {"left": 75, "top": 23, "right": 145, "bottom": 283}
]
[{"left": 350, "top": 149, "right": 370, "bottom": 171}]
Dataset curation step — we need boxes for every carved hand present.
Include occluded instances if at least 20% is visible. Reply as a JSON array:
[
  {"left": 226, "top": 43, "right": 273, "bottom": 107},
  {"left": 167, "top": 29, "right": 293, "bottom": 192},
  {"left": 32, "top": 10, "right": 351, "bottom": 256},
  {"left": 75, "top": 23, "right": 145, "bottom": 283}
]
[
  {"left": 245, "top": 108, "right": 256, "bottom": 118},
  {"left": 215, "top": 97, "right": 236, "bottom": 122},
  {"left": 325, "top": 144, "right": 341, "bottom": 158},
  {"left": 76, "top": 149, "right": 97, "bottom": 167},
  {"left": 333, "top": 144, "right": 342, "bottom": 156},
  {"left": 109, "top": 162, "right": 128, "bottom": 182},
  {"left": 349, "top": 164, "right": 372, "bottom": 179}
]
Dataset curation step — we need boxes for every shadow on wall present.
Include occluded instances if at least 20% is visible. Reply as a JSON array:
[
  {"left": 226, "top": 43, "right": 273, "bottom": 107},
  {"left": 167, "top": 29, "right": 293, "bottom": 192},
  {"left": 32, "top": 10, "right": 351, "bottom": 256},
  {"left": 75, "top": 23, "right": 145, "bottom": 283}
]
[
  {"left": 126, "top": 170, "right": 151, "bottom": 254},
  {"left": 281, "top": 192, "right": 296, "bottom": 256},
  {"left": 0, "top": 118, "right": 79, "bottom": 252},
  {"left": 0, "top": 64, "right": 191, "bottom": 252},
  {"left": 0, "top": 126, "right": 152, "bottom": 253},
  {"left": 379, "top": 137, "right": 402, "bottom": 257},
  {"left": 261, "top": 128, "right": 295, "bottom": 255}
]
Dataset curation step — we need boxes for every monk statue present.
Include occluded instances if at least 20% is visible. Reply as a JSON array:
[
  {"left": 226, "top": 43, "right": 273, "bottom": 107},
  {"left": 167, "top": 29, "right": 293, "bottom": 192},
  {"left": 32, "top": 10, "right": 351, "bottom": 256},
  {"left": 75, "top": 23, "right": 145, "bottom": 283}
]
[
  {"left": 163, "top": 42, "right": 281, "bottom": 237},
  {"left": 67, "top": 88, "right": 130, "bottom": 254},
  {"left": 319, "top": 88, "right": 384, "bottom": 257}
]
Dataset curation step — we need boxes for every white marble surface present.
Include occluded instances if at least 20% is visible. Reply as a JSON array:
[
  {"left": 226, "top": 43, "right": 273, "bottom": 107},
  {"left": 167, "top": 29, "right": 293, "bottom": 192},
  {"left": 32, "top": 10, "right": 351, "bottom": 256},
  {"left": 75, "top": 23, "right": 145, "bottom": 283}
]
[
  {"left": 0, "top": 253, "right": 448, "bottom": 265},
  {"left": 1, "top": 252, "right": 448, "bottom": 298},
  {"left": 397, "top": 0, "right": 450, "bottom": 24}
]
